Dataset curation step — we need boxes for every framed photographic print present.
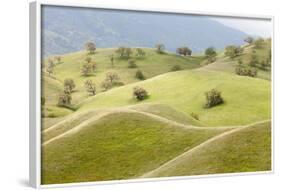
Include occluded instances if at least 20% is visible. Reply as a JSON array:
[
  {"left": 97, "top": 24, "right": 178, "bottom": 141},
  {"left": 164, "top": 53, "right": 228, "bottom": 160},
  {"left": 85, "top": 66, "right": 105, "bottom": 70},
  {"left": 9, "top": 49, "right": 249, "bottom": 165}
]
[{"left": 29, "top": 1, "right": 273, "bottom": 188}]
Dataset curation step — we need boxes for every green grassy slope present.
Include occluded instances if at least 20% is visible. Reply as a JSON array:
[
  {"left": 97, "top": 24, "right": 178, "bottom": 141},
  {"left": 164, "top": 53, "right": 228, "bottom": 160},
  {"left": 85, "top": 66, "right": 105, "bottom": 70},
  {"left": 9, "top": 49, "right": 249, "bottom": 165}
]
[
  {"left": 42, "top": 112, "right": 231, "bottom": 184},
  {"left": 42, "top": 103, "right": 206, "bottom": 143},
  {"left": 130, "top": 103, "right": 206, "bottom": 127},
  {"left": 78, "top": 69, "right": 271, "bottom": 127},
  {"left": 141, "top": 121, "right": 271, "bottom": 178},
  {"left": 43, "top": 48, "right": 204, "bottom": 103}
]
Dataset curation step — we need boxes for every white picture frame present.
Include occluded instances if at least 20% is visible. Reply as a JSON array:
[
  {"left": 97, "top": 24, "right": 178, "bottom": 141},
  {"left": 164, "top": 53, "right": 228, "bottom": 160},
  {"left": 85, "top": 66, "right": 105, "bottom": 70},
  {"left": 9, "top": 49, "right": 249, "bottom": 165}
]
[{"left": 29, "top": 1, "right": 274, "bottom": 188}]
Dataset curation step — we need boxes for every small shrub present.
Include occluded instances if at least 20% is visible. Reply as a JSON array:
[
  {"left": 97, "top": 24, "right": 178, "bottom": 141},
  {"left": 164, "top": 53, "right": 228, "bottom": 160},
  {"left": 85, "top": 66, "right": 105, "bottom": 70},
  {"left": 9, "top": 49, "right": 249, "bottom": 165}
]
[
  {"left": 135, "top": 70, "right": 145, "bottom": 80},
  {"left": 133, "top": 86, "right": 148, "bottom": 101},
  {"left": 171, "top": 65, "right": 182, "bottom": 71},
  {"left": 128, "top": 60, "right": 137, "bottom": 68},
  {"left": 235, "top": 65, "right": 257, "bottom": 77},
  {"left": 190, "top": 112, "right": 199, "bottom": 120},
  {"left": 204, "top": 89, "right": 224, "bottom": 108}
]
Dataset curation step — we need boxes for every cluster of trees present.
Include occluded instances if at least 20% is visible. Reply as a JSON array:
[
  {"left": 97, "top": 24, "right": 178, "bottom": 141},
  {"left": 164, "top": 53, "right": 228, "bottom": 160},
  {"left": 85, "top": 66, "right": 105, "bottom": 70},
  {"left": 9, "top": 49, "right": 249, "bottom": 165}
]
[
  {"left": 115, "top": 47, "right": 146, "bottom": 59},
  {"left": 204, "top": 89, "right": 224, "bottom": 108},
  {"left": 116, "top": 47, "right": 133, "bottom": 58},
  {"left": 224, "top": 45, "right": 243, "bottom": 58},
  {"left": 176, "top": 47, "right": 192, "bottom": 56},
  {"left": 81, "top": 57, "right": 97, "bottom": 76}
]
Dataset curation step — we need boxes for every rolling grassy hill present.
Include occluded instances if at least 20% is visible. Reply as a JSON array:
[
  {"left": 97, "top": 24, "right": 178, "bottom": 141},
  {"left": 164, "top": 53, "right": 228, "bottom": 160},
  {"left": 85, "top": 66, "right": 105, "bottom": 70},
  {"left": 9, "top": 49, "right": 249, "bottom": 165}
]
[
  {"left": 42, "top": 111, "right": 233, "bottom": 184},
  {"left": 141, "top": 120, "right": 271, "bottom": 178},
  {"left": 78, "top": 69, "right": 271, "bottom": 127},
  {"left": 43, "top": 48, "right": 204, "bottom": 105},
  {"left": 41, "top": 41, "right": 272, "bottom": 184}
]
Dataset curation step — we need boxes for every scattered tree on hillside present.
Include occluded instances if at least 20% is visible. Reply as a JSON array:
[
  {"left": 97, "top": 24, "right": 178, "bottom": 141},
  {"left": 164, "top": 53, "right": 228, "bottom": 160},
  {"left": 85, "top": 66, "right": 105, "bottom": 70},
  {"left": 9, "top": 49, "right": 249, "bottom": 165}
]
[
  {"left": 244, "top": 36, "right": 254, "bottom": 44},
  {"left": 124, "top": 48, "right": 133, "bottom": 58},
  {"left": 224, "top": 45, "right": 243, "bottom": 58},
  {"left": 84, "top": 79, "right": 96, "bottom": 95},
  {"left": 155, "top": 44, "right": 165, "bottom": 53},
  {"left": 84, "top": 42, "right": 96, "bottom": 54},
  {"left": 204, "top": 47, "right": 217, "bottom": 63},
  {"left": 176, "top": 47, "right": 192, "bottom": 56},
  {"left": 105, "top": 72, "right": 120, "bottom": 84},
  {"left": 136, "top": 48, "right": 145, "bottom": 57},
  {"left": 170, "top": 65, "right": 182, "bottom": 71},
  {"left": 58, "top": 92, "right": 72, "bottom": 107},
  {"left": 64, "top": 78, "right": 75, "bottom": 93},
  {"left": 204, "top": 89, "right": 224, "bottom": 108},
  {"left": 205, "top": 47, "right": 217, "bottom": 58},
  {"left": 128, "top": 60, "right": 137, "bottom": 68},
  {"left": 133, "top": 86, "right": 148, "bottom": 101},
  {"left": 46, "top": 59, "right": 55, "bottom": 75},
  {"left": 81, "top": 63, "right": 92, "bottom": 76},
  {"left": 135, "top": 70, "right": 145, "bottom": 80}
]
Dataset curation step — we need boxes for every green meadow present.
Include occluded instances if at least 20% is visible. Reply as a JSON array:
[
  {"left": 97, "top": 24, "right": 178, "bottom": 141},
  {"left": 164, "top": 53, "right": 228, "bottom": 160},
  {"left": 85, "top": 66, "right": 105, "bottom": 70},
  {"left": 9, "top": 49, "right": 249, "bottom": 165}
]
[{"left": 41, "top": 39, "right": 272, "bottom": 184}]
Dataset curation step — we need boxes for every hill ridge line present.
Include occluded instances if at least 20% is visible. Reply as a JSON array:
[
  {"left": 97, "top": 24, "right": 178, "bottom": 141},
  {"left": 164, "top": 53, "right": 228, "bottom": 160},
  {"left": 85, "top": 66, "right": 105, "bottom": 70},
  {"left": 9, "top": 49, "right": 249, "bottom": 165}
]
[
  {"left": 139, "top": 119, "right": 271, "bottom": 178},
  {"left": 43, "top": 108, "right": 241, "bottom": 146}
]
